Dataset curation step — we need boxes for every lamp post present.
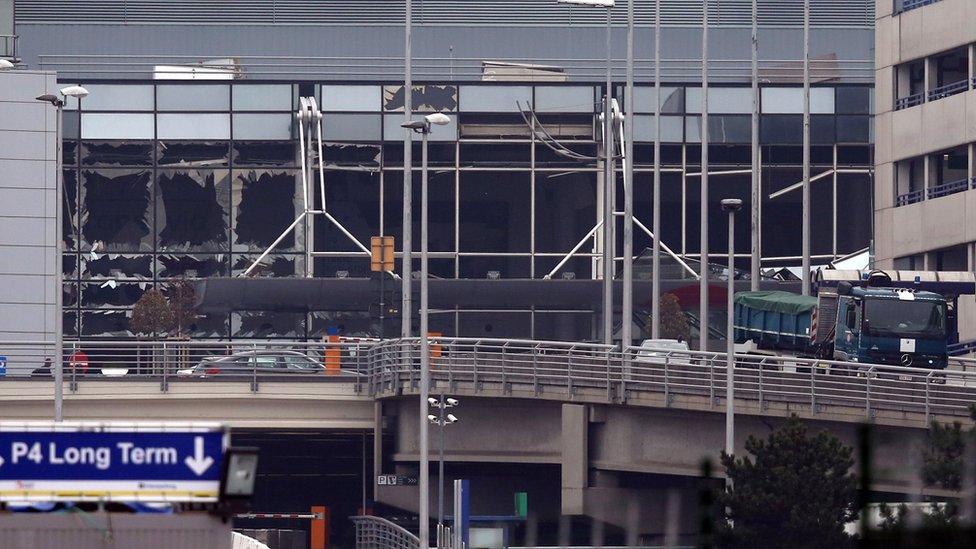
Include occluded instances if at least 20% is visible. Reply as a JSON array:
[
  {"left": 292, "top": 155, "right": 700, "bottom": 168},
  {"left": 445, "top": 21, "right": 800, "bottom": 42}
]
[
  {"left": 556, "top": 0, "right": 615, "bottom": 345},
  {"left": 720, "top": 198, "right": 742, "bottom": 473},
  {"left": 36, "top": 85, "right": 89, "bottom": 423},
  {"left": 427, "top": 395, "right": 458, "bottom": 541},
  {"left": 402, "top": 112, "right": 451, "bottom": 549}
]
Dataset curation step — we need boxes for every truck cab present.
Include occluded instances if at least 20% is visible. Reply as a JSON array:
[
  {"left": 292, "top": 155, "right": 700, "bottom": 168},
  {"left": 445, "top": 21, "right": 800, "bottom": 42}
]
[{"left": 833, "top": 286, "right": 948, "bottom": 369}]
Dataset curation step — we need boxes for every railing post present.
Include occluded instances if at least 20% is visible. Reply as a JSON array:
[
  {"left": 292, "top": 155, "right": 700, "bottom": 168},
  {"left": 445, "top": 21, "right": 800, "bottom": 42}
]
[
  {"left": 865, "top": 366, "right": 873, "bottom": 419},
  {"left": 160, "top": 346, "right": 168, "bottom": 393},
  {"left": 664, "top": 355, "right": 670, "bottom": 406},
  {"left": 567, "top": 347, "right": 574, "bottom": 395},
  {"left": 758, "top": 358, "right": 765, "bottom": 410},
  {"left": 810, "top": 360, "right": 817, "bottom": 414},
  {"left": 501, "top": 344, "right": 508, "bottom": 393},
  {"left": 709, "top": 356, "right": 715, "bottom": 406},
  {"left": 473, "top": 342, "right": 480, "bottom": 392},
  {"left": 532, "top": 345, "right": 540, "bottom": 396},
  {"left": 251, "top": 354, "right": 258, "bottom": 393},
  {"left": 925, "top": 371, "right": 932, "bottom": 423},
  {"left": 69, "top": 341, "right": 77, "bottom": 393}
]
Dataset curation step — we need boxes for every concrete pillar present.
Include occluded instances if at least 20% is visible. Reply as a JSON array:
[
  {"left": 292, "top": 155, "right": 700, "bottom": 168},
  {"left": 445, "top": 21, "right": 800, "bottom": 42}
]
[
  {"left": 373, "top": 401, "right": 383, "bottom": 497},
  {"left": 561, "top": 403, "right": 588, "bottom": 515}
]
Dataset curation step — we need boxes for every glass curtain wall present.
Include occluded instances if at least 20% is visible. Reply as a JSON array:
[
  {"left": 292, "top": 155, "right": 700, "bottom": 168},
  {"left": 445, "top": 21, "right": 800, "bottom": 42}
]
[{"left": 62, "top": 82, "right": 873, "bottom": 340}]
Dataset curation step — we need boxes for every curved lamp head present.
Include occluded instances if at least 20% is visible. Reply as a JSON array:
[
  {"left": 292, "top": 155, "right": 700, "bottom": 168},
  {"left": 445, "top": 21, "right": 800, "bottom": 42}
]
[
  {"left": 424, "top": 113, "right": 451, "bottom": 126},
  {"left": 59, "top": 85, "right": 90, "bottom": 99},
  {"left": 0, "top": 59, "right": 14, "bottom": 70},
  {"left": 721, "top": 198, "right": 743, "bottom": 213}
]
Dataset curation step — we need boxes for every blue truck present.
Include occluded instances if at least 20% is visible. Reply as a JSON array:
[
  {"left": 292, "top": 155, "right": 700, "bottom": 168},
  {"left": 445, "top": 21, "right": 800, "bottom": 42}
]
[{"left": 734, "top": 272, "right": 950, "bottom": 370}]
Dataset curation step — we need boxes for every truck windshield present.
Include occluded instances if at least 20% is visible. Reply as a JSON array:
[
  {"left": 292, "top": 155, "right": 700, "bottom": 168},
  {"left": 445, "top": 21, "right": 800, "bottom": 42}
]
[{"left": 863, "top": 298, "right": 946, "bottom": 339}]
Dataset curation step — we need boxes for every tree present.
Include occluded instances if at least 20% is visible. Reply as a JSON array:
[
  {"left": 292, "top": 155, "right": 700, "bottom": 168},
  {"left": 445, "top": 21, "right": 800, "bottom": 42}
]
[
  {"left": 130, "top": 288, "right": 174, "bottom": 337},
  {"left": 719, "top": 416, "right": 858, "bottom": 549},
  {"left": 647, "top": 292, "right": 690, "bottom": 342},
  {"left": 165, "top": 279, "right": 198, "bottom": 337}
]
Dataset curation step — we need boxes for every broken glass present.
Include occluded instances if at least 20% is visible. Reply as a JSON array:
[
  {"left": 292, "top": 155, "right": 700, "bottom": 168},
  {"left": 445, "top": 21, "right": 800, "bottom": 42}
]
[
  {"left": 458, "top": 171, "right": 530, "bottom": 253},
  {"left": 232, "top": 170, "right": 302, "bottom": 252},
  {"left": 382, "top": 170, "right": 455, "bottom": 252},
  {"left": 186, "top": 312, "right": 229, "bottom": 339},
  {"left": 317, "top": 142, "right": 381, "bottom": 169},
  {"left": 81, "top": 141, "right": 153, "bottom": 166},
  {"left": 63, "top": 169, "right": 78, "bottom": 250},
  {"left": 63, "top": 254, "right": 78, "bottom": 278},
  {"left": 63, "top": 141, "right": 78, "bottom": 165},
  {"left": 232, "top": 311, "right": 305, "bottom": 338},
  {"left": 156, "top": 169, "right": 230, "bottom": 252},
  {"left": 158, "top": 254, "right": 228, "bottom": 278},
  {"left": 81, "top": 281, "right": 149, "bottom": 308},
  {"left": 82, "top": 254, "right": 153, "bottom": 280},
  {"left": 79, "top": 169, "right": 153, "bottom": 252},
  {"left": 63, "top": 311, "right": 79, "bottom": 337},
  {"left": 309, "top": 311, "right": 376, "bottom": 339},
  {"left": 233, "top": 141, "right": 296, "bottom": 167},
  {"left": 534, "top": 171, "right": 596, "bottom": 253},
  {"left": 313, "top": 170, "right": 380, "bottom": 253},
  {"left": 383, "top": 85, "right": 458, "bottom": 112},
  {"left": 158, "top": 141, "right": 230, "bottom": 167},
  {"left": 231, "top": 254, "right": 303, "bottom": 277},
  {"left": 80, "top": 310, "right": 132, "bottom": 337},
  {"left": 63, "top": 283, "right": 79, "bottom": 307}
]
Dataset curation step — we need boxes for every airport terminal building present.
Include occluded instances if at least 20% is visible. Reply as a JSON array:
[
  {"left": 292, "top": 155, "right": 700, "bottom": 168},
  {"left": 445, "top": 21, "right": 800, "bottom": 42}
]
[{"left": 1, "top": 0, "right": 876, "bottom": 342}]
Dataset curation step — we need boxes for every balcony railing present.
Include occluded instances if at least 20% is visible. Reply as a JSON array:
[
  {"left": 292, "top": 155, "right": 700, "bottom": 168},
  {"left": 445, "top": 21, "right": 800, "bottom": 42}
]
[
  {"left": 896, "top": 0, "right": 942, "bottom": 14},
  {"left": 928, "top": 79, "right": 971, "bottom": 102},
  {"left": 896, "top": 189, "right": 925, "bottom": 206},
  {"left": 928, "top": 177, "right": 970, "bottom": 199},
  {"left": 895, "top": 92, "right": 925, "bottom": 111}
]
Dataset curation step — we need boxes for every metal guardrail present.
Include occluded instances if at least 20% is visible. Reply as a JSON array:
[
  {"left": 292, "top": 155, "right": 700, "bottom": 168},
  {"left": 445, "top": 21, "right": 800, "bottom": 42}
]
[
  {"left": 896, "top": 0, "right": 942, "bottom": 14},
  {"left": 928, "top": 177, "right": 970, "bottom": 199},
  {"left": 895, "top": 92, "right": 924, "bottom": 111},
  {"left": 928, "top": 79, "right": 970, "bottom": 102},
  {"left": 3, "top": 337, "right": 976, "bottom": 424},
  {"left": 896, "top": 189, "right": 924, "bottom": 207},
  {"left": 352, "top": 515, "right": 420, "bottom": 549}
]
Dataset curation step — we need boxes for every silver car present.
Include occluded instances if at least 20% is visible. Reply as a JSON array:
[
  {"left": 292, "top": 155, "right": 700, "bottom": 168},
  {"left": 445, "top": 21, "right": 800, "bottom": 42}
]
[{"left": 177, "top": 350, "right": 325, "bottom": 377}]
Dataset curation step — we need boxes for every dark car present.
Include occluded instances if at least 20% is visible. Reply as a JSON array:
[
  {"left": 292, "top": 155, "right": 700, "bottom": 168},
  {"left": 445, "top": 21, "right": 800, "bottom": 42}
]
[{"left": 176, "top": 350, "right": 326, "bottom": 378}]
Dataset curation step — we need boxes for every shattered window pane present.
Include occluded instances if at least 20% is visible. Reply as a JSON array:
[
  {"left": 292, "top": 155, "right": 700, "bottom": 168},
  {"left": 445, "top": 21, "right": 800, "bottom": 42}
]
[
  {"left": 63, "top": 283, "right": 79, "bottom": 307},
  {"left": 231, "top": 254, "right": 302, "bottom": 278},
  {"left": 232, "top": 170, "right": 302, "bottom": 252},
  {"left": 318, "top": 142, "right": 381, "bottom": 168},
  {"left": 81, "top": 281, "right": 149, "bottom": 308},
  {"left": 383, "top": 113, "right": 456, "bottom": 141},
  {"left": 534, "top": 171, "right": 596, "bottom": 253},
  {"left": 82, "top": 254, "right": 153, "bottom": 280},
  {"left": 81, "top": 310, "right": 132, "bottom": 337},
  {"left": 233, "top": 141, "right": 296, "bottom": 166},
  {"left": 459, "top": 171, "right": 530, "bottom": 253},
  {"left": 383, "top": 85, "right": 458, "bottom": 112},
  {"left": 186, "top": 312, "right": 229, "bottom": 339},
  {"left": 313, "top": 170, "right": 380, "bottom": 253},
  {"left": 81, "top": 141, "right": 153, "bottom": 166},
  {"left": 382, "top": 143, "right": 455, "bottom": 168},
  {"left": 158, "top": 254, "right": 229, "bottom": 278},
  {"left": 156, "top": 169, "right": 230, "bottom": 252},
  {"left": 232, "top": 311, "right": 305, "bottom": 339},
  {"left": 80, "top": 169, "right": 153, "bottom": 252},
  {"left": 309, "top": 311, "right": 375, "bottom": 338},
  {"left": 64, "top": 311, "right": 78, "bottom": 337},
  {"left": 63, "top": 254, "right": 78, "bottom": 278},
  {"left": 63, "top": 141, "right": 78, "bottom": 165},
  {"left": 63, "top": 170, "right": 78, "bottom": 250},
  {"left": 383, "top": 171, "right": 456, "bottom": 252},
  {"left": 158, "top": 141, "right": 230, "bottom": 167}
]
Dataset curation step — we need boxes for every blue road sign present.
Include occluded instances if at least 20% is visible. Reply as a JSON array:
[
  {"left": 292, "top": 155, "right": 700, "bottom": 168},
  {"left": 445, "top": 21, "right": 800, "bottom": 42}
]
[
  {"left": 0, "top": 356, "right": 6, "bottom": 377},
  {"left": 0, "top": 427, "right": 225, "bottom": 502}
]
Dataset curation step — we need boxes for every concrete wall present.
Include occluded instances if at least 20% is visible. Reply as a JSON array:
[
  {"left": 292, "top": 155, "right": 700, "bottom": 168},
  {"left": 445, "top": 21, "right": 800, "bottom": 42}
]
[{"left": 0, "top": 70, "right": 58, "bottom": 343}]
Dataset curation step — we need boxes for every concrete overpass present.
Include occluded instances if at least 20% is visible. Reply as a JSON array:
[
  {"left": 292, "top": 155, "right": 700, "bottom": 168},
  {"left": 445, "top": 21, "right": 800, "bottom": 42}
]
[{"left": 1, "top": 337, "right": 973, "bottom": 532}]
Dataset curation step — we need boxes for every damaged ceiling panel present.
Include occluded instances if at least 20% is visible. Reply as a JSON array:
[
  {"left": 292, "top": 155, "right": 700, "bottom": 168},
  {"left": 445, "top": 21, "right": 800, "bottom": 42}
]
[
  {"left": 316, "top": 142, "right": 381, "bottom": 169},
  {"left": 81, "top": 141, "right": 153, "bottom": 166},
  {"left": 158, "top": 141, "right": 230, "bottom": 167},
  {"left": 233, "top": 141, "right": 296, "bottom": 167}
]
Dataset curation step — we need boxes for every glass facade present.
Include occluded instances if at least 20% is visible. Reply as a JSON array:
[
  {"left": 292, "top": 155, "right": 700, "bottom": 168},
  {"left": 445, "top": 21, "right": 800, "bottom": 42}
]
[{"left": 62, "top": 82, "right": 873, "bottom": 339}]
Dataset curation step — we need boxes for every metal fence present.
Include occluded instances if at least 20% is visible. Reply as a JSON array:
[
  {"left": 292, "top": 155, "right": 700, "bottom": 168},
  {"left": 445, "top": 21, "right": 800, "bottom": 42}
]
[
  {"left": 3, "top": 337, "right": 976, "bottom": 424},
  {"left": 352, "top": 515, "right": 420, "bottom": 549}
]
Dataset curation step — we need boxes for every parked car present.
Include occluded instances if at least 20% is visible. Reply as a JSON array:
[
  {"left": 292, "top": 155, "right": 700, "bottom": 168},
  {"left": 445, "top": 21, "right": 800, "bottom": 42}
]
[{"left": 176, "top": 350, "right": 326, "bottom": 378}]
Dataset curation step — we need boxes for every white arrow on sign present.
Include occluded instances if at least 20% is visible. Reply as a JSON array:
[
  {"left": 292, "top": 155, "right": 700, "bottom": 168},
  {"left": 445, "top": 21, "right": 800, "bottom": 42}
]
[
  {"left": 184, "top": 436, "right": 214, "bottom": 476},
  {"left": 0, "top": 455, "right": 4, "bottom": 468}
]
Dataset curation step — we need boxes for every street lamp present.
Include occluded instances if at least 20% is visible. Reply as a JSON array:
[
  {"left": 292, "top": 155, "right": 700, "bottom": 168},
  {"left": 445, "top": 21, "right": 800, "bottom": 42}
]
[
  {"left": 35, "top": 85, "right": 89, "bottom": 423},
  {"left": 428, "top": 395, "right": 459, "bottom": 542},
  {"left": 402, "top": 112, "right": 451, "bottom": 549},
  {"left": 556, "top": 0, "right": 615, "bottom": 345},
  {"left": 720, "top": 198, "right": 742, "bottom": 475},
  {"left": 0, "top": 59, "right": 14, "bottom": 69}
]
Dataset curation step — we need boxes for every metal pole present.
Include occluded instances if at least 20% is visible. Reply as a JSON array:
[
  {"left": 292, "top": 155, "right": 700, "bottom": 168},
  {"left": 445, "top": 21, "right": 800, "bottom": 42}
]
[
  {"left": 750, "top": 0, "right": 761, "bottom": 290},
  {"left": 801, "top": 0, "right": 811, "bottom": 295},
  {"left": 602, "top": 5, "right": 614, "bottom": 346},
  {"left": 402, "top": 0, "right": 414, "bottom": 337},
  {"left": 622, "top": 0, "right": 634, "bottom": 348},
  {"left": 437, "top": 396, "right": 445, "bottom": 530},
  {"left": 419, "top": 127, "right": 430, "bottom": 549},
  {"left": 725, "top": 205, "right": 736, "bottom": 480},
  {"left": 699, "top": 1, "right": 710, "bottom": 351},
  {"left": 651, "top": 0, "right": 661, "bottom": 339},
  {"left": 54, "top": 102, "right": 64, "bottom": 422}
]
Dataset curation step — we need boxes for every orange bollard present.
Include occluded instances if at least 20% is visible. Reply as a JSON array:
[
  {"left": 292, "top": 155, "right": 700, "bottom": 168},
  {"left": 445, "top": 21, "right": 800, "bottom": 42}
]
[
  {"left": 325, "top": 334, "right": 341, "bottom": 375},
  {"left": 428, "top": 332, "right": 442, "bottom": 360},
  {"left": 310, "top": 505, "right": 329, "bottom": 549}
]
